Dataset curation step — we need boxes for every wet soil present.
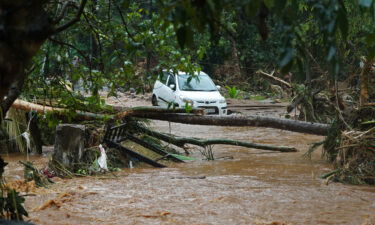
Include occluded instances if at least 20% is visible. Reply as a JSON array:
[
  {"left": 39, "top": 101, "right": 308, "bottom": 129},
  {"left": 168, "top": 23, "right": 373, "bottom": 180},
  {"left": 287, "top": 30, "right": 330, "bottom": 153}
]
[{"left": 2, "top": 96, "right": 375, "bottom": 225}]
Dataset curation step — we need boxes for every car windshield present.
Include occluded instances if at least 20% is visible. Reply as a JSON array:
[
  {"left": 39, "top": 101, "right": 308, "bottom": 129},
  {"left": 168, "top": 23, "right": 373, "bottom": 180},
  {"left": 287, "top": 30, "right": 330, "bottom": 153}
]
[{"left": 177, "top": 73, "right": 217, "bottom": 91}]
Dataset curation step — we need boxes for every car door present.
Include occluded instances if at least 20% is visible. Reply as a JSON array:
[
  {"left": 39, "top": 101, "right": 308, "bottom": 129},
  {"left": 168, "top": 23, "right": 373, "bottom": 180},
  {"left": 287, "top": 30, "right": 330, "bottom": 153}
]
[
  {"left": 161, "top": 74, "right": 177, "bottom": 106},
  {"left": 153, "top": 72, "right": 169, "bottom": 106}
]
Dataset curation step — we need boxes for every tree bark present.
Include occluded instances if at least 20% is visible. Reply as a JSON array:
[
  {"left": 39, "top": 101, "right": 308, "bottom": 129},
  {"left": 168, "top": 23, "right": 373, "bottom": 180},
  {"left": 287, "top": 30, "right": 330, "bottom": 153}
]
[
  {"left": 26, "top": 113, "right": 43, "bottom": 154},
  {"left": 115, "top": 106, "right": 204, "bottom": 119},
  {"left": 129, "top": 113, "right": 330, "bottom": 136},
  {"left": 11, "top": 99, "right": 109, "bottom": 121},
  {"left": 11, "top": 100, "right": 204, "bottom": 121}
]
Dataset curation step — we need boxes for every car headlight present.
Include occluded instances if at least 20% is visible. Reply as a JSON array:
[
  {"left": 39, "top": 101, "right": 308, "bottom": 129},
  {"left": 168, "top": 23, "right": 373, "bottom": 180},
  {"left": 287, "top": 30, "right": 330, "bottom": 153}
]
[
  {"left": 179, "top": 96, "right": 194, "bottom": 105},
  {"left": 219, "top": 99, "right": 226, "bottom": 104}
]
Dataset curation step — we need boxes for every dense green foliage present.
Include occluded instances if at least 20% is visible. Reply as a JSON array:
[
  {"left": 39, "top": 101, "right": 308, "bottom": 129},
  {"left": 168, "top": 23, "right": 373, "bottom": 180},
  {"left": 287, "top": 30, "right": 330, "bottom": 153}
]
[{"left": 20, "top": 0, "right": 373, "bottom": 111}]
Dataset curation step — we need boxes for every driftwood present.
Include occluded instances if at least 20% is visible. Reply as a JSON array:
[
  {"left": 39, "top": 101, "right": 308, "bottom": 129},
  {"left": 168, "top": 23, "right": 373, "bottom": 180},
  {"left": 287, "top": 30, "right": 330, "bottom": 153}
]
[
  {"left": 129, "top": 113, "right": 329, "bottom": 136},
  {"left": 256, "top": 70, "right": 292, "bottom": 88},
  {"left": 137, "top": 125, "right": 297, "bottom": 152}
]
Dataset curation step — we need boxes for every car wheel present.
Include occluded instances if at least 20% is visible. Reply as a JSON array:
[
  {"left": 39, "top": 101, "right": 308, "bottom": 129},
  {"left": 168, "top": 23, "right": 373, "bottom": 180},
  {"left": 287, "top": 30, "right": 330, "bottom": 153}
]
[{"left": 152, "top": 95, "right": 158, "bottom": 106}]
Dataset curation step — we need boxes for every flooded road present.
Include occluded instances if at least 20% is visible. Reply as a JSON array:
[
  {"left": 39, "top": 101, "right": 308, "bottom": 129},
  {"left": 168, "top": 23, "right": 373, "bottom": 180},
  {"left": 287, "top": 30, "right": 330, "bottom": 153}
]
[{"left": 3, "top": 119, "right": 375, "bottom": 224}]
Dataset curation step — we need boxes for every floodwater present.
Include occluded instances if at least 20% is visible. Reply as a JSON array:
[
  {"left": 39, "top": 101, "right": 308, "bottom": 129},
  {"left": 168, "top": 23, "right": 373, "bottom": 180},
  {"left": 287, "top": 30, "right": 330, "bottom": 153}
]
[{"left": 2, "top": 121, "right": 375, "bottom": 225}]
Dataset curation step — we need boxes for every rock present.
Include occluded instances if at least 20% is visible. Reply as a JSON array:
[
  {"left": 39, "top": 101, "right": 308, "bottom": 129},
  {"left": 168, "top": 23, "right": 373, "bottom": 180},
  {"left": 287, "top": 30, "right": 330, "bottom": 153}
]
[
  {"left": 129, "top": 88, "right": 136, "bottom": 93},
  {"left": 52, "top": 124, "right": 85, "bottom": 171}
]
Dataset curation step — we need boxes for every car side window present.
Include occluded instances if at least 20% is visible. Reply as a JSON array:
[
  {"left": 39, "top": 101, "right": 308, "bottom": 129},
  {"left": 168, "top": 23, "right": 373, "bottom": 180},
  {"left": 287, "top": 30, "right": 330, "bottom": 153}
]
[
  {"left": 166, "top": 75, "right": 175, "bottom": 87},
  {"left": 159, "top": 72, "right": 169, "bottom": 84}
]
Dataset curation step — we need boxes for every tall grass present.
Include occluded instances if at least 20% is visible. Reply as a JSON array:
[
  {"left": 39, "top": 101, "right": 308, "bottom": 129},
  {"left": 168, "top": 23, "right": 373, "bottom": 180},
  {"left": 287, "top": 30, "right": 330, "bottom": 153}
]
[{"left": 4, "top": 109, "right": 27, "bottom": 153}]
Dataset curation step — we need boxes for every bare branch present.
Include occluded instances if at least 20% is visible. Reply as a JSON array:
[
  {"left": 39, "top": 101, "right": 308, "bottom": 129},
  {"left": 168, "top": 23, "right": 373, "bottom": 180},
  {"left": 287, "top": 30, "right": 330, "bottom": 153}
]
[
  {"left": 114, "top": 2, "right": 137, "bottom": 43},
  {"left": 53, "top": 1, "right": 74, "bottom": 24},
  {"left": 53, "top": 0, "right": 88, "bottom": 34},
  {"left": 256, "top": 70, "right": 292, "bottom": 88},
  {"left": 49, "top": 38, "right": 90, "bottom": 62}
]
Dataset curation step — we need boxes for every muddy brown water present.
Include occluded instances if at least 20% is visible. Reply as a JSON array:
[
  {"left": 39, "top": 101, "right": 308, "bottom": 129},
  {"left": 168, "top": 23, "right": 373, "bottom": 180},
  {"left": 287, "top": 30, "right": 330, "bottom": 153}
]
[{"left": 2, "top": 121, "right": 375, "bottom": 225}]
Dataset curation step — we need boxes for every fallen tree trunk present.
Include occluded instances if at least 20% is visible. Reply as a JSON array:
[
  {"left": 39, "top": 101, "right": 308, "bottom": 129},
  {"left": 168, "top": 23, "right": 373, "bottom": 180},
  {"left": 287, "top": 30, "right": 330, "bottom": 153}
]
[
  {"left": 12, "top": 99, "right": 330, "bottom": 135},
  {"left": 129, "top": 114, "right": 330, "bottom": 136},
  {"left": 11, "top": 100, "right": 203, "bottom": 121},
  {"left": 114, "top": 106, "right": 204, "bottom": 119},
  {"left": 11, "top": 99, "right": 109, "bottom": 120},
  {"left": 137, "top": 125, "right": 297, "bottom": 152}
]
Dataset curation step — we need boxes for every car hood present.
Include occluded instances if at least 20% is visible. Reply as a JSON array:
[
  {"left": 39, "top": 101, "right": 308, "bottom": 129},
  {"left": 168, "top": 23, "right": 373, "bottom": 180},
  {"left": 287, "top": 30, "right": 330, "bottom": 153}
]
[{"left": 179, "top": 91, "right": 225, "bottom": 101}]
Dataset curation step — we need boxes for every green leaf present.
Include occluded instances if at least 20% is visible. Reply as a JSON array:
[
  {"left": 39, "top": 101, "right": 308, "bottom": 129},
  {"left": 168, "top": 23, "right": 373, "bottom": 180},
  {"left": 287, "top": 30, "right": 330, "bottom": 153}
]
[
  {"left": 170, "top": 153, "right": 197, "bottom": 160},
  {"left": 184, "top": 102, "right": 193, "bottom": 113},
  {"left": 274, "top": 0, "right": 287, "bottom": 11},
  {"left": 263, "top": 0, "right": 274, "bottom": 9},
  {"left": 337, "top": 3, "right": 348, "bottom": 39},
  {"left": 361, "top": 120, "right": 375, "bottom": 125},
  {"left": 359, "top": 0, "right": 373, "bottom": 7},
  {"left": 121, "top": 0, "right": 130, "bottom": 9},
  {"left": 245, "top": 0, "right": 261, "bottom": 18},
  {"left": 365, "top": 33, "right": 375, "bottom": 46},
  {"left": 367, "top": 46, "right": 375, "bottom": 60},
  {"left": 177, "top": 26, "right": 192, "bottom": 48}
]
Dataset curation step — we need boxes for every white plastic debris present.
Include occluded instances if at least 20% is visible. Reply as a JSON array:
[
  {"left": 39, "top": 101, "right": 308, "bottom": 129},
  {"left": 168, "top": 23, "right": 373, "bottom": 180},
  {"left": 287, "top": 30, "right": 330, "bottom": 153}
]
[
  {"left": 129, "top": 161, "right": 133, "bottom": 169},
  {"left": 98, "top": 144, "right": 108, "bottom": 171},
  {"left": 21, "top": 131, "right": 31, "bottom": 152}
]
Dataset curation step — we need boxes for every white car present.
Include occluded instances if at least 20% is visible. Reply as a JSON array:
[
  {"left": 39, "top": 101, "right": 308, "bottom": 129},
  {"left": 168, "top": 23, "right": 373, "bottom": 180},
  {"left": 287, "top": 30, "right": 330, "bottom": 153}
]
[{"left": 152, "top": 71, "right": 227, "bottom": 115}]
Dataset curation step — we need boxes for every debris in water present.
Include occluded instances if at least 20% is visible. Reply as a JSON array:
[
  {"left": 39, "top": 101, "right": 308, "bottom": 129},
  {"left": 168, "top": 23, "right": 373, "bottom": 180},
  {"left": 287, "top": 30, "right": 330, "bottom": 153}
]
[
  {"left": 98, "top": 144, "right": 108, "bottom": 171},
  {"left": 21, "top": 131, "right": 31, "bottom": 152},
  {"left": 5, "top": 180, "right": 37, "bottom": 193},
  {"left": 171, "top": 176, "right": 206, "bottom": 179},
  {"left": 35, "top": 192, "right": 74, "bottom": 211},
  {"left": 137, "top": 211, "right": 171, "bottom": 218}
]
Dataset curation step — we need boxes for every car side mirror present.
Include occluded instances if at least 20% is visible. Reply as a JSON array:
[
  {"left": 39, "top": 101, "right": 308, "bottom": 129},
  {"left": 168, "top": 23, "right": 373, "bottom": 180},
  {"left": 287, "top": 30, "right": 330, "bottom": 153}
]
[
  {"left": 216, "top": 85, "right": 221, "bottom": 90},
  {"left": 169, "top": 84, "right": 176, "bottom": 90}
]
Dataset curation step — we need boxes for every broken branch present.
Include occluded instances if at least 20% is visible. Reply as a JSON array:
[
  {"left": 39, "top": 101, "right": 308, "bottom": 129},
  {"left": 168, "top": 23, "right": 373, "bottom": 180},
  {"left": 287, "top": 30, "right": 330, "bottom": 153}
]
[
  {"left": 53, "top": 0, "right": 88, "bottom": 34},
  {"left": 256, "top": 70, "right": 292, "bottom": 88},
  {"left": 137, "top": 125, "right": 297, "bottom": 152}
]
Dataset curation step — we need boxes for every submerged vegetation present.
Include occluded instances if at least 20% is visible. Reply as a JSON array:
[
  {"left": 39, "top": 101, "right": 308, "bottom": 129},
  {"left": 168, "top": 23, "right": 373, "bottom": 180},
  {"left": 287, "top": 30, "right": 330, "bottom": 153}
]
[{"left": 0, "top": 158, "right": 28, "bottom": 221}]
